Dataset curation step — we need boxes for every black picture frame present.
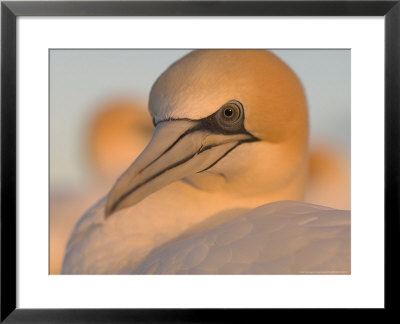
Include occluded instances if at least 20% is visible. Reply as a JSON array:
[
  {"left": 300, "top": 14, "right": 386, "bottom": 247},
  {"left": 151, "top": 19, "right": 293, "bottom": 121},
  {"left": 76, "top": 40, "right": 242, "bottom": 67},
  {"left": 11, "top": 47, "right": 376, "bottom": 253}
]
[{"left": 1, "top": 0, "right": 399, "bottom": 322}]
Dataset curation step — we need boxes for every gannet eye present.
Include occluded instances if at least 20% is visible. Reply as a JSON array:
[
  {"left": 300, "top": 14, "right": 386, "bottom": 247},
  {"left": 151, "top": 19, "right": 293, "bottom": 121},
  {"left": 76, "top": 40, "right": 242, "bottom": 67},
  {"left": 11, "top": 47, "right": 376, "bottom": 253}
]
[{"left": 217, "top": 101, "right": 243, "bottom": 128}]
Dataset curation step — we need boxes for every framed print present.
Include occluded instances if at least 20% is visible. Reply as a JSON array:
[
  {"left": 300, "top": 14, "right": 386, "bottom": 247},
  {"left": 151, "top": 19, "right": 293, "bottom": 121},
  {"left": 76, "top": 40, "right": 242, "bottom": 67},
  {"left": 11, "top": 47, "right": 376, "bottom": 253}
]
[{"left": 1, "top": 0, "right": 399, "bottom": 322}]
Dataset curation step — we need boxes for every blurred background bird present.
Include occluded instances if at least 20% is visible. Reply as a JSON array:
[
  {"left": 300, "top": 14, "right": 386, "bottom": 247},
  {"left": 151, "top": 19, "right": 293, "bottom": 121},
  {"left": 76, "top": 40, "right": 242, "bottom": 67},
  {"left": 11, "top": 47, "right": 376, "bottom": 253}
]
[
  {"left": 88, "top": 98, "right": 154, "bottom": 182},
  {"left": 50, "top": 49, "right": 350, "bottom": 274}
]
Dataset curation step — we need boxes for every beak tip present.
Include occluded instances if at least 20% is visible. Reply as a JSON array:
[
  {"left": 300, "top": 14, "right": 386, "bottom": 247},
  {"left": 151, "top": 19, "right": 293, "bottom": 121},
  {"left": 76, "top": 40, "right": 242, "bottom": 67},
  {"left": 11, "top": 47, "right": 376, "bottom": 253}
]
[
  {"left": 104, "top": 210, "right": 111, "bottom": 219},
  {"left": 104, "top": 199, "right": 116, "bottom": 219}
]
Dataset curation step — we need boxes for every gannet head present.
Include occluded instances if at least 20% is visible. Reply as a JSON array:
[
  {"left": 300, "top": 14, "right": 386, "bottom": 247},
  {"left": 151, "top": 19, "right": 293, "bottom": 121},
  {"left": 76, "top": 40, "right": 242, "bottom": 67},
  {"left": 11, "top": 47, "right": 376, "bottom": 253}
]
[{"left": 105, "top": 50, "right": 308, "bottom": 217}]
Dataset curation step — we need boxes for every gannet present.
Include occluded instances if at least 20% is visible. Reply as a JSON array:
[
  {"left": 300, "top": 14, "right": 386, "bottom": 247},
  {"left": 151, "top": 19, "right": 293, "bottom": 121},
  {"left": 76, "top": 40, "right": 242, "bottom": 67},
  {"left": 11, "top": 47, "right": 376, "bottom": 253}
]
[{"left": 62, "top": 50, "right": 350, "bottom": 274}]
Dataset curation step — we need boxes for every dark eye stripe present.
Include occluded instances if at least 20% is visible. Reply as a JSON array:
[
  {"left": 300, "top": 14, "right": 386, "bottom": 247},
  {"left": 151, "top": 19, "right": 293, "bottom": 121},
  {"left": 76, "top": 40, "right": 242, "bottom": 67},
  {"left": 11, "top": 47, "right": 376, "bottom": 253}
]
[
  {"left": 200, "top": 101, "right": 253, "bottom": 137},
  {"left": 145, "top": 100, "right": 258, "bottom": 174}
]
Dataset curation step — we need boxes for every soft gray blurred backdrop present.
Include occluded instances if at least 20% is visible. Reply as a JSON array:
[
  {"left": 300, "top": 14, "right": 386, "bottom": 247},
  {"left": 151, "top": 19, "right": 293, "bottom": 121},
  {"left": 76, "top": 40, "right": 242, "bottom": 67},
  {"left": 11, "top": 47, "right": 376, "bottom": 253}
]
[{"left": 50, "top": 49, "right": 350, "bottom": 190}]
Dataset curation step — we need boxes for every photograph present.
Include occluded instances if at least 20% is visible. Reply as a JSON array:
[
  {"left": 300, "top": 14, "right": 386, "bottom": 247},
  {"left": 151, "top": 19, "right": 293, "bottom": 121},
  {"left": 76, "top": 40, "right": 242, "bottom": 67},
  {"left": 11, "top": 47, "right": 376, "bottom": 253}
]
[
  {"left": 49, "top": 49, "right": 351, "bottom": 275},
  {"left": 2, "top": 0, "right": 396, "bottom": 319}
]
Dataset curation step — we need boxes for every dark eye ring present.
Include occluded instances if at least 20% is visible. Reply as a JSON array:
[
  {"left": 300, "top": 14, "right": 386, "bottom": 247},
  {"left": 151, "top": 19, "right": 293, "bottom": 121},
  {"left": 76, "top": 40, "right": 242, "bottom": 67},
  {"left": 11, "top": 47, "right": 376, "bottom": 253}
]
[{"left": 217, "top": 101, "right": 243, "bottom": 127}]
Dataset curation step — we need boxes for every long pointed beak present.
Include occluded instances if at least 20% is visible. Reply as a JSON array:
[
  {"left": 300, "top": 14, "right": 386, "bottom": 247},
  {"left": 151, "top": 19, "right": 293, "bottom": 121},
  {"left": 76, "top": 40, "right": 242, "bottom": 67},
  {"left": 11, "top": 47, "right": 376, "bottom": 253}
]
[{"left": 105, "top": 119, "right": 256, "bottom": 217}]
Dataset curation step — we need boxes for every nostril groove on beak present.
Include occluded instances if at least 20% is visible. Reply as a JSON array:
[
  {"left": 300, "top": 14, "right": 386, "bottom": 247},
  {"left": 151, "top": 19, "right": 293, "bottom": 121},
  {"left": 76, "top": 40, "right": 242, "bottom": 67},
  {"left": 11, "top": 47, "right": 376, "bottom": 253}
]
[
  {"left": 138, "top": 124, "right": 201, "bottom": 174},
  {"left": 197, "top": 144, "right": 204, "bottom": 154}
]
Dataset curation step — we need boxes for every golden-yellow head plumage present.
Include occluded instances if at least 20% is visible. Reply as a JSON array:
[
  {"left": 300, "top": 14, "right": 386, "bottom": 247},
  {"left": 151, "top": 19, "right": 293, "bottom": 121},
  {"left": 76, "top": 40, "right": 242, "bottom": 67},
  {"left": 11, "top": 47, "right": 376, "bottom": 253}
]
[{"left": 149, "top": 50, "right": 308, "bottom": 145}]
